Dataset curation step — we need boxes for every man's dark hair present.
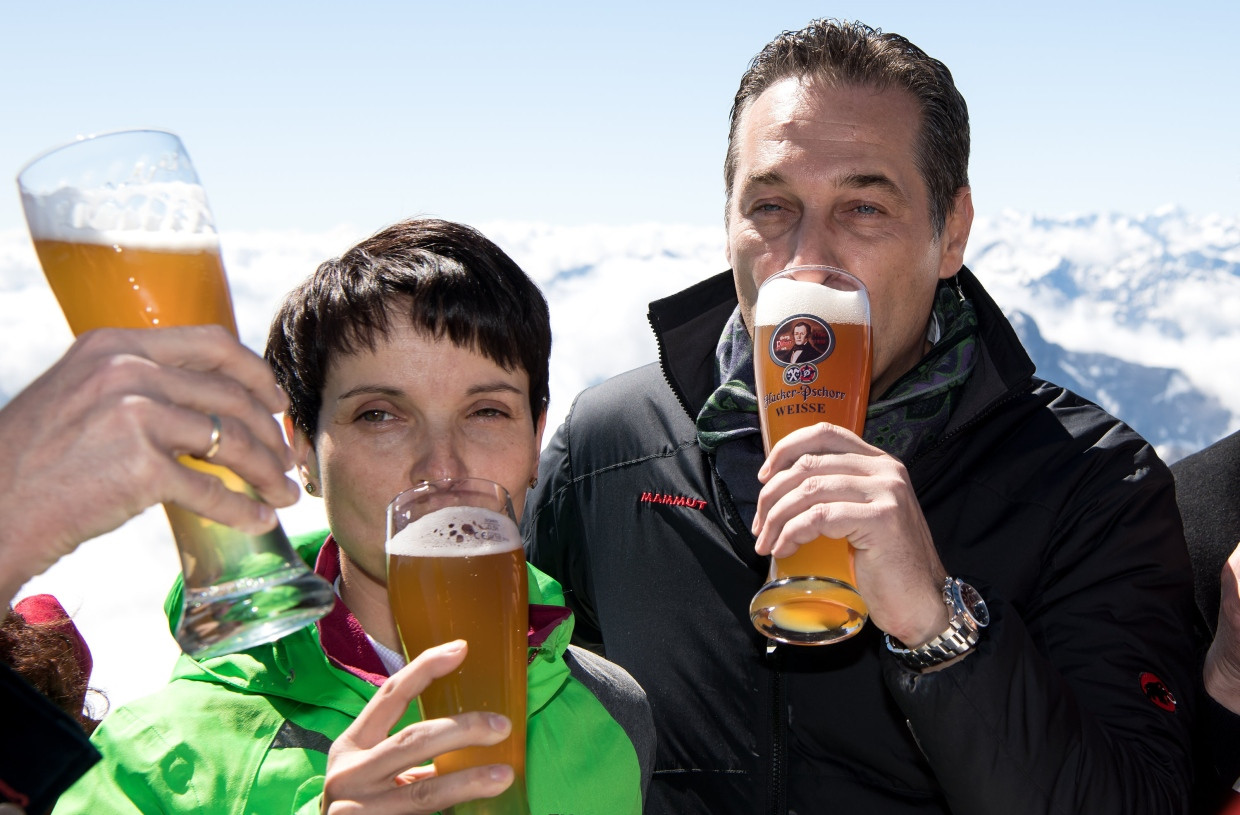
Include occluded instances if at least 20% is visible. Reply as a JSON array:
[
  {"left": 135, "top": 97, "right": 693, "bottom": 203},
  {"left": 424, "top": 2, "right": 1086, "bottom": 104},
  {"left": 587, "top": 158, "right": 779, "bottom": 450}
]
[
  {"left": 725, "top": 18, "right": 970, "bottom": 236},
  {"left": 266, "top": 218, "right": 551, "bottom": 441}
]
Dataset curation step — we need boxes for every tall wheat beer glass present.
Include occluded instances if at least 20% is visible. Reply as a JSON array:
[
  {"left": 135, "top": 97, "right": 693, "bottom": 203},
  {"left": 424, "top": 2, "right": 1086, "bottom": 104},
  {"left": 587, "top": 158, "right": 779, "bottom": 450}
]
[
  {"left": 387, "top": 478, "right": 530, "bottom": 815},
  {"left": 749, "top": 266, "right": 873, "bottom": 645},
  {"left": 17, "top": 130, "right": 334, "bottom": 658}
]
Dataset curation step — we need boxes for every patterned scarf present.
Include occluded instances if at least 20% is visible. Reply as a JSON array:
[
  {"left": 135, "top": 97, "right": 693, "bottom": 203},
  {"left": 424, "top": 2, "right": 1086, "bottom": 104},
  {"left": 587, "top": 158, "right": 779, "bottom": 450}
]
[{"left": 695, "top": 280, "right": 978, "bottom": 526}]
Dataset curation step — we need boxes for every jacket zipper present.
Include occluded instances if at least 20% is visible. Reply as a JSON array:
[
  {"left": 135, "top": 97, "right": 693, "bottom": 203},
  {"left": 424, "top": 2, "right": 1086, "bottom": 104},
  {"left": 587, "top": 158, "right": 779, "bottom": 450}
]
[
  {"left": 648, "top": 312, "right": 698, "bottom": 420},
  {"left": 768, "top": 644, "right": 787, "bottom": 815},
  {"left": 651, "top": 306, "right": 792, "bottom": 813}
]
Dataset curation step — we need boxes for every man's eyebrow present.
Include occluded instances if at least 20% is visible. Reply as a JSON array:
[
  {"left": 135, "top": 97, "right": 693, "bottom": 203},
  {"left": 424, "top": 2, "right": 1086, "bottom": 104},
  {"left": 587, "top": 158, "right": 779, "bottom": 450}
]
[
  {"left": 740, "top": 169, "right": 787, "bottom": 190},
  {"left": 739, "top": 169, "right": 908, "bottom": 206},
  {"left": 839, "top": 172, "right": 908, "bottom": 204}
]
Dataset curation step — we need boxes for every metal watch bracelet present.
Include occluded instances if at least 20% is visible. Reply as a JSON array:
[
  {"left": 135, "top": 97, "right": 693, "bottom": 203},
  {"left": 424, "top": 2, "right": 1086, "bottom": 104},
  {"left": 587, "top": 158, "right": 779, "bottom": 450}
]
[{"left": 884, "top": 577, "right": 989, "bottom": 670}]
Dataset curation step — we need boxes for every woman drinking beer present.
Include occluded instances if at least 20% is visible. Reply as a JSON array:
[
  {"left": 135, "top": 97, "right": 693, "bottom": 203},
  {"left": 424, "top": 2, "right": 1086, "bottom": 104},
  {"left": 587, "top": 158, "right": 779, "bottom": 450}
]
[{"left": 54, "top": 218, "right": 651, "bottom": 814}]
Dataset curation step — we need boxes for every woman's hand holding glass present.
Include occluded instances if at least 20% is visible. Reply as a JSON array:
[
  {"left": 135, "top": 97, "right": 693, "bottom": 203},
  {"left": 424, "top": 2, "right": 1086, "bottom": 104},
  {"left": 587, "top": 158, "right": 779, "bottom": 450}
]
[{"left": 322, "top": 641, "right": 517, "bottom": 815}]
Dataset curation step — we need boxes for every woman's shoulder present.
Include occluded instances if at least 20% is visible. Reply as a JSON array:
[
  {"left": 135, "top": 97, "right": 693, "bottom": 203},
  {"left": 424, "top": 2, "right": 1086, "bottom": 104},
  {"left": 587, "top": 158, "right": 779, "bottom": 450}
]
[{"left": 54, "top": 677, "right": 290, "bottom": 814}]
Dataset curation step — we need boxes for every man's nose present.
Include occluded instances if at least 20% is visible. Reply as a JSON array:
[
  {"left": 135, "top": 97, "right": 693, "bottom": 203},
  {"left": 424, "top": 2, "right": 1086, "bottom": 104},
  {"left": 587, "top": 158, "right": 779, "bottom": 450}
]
[{"left": 788, "top": 220, "right": 844, "bottom": 271}]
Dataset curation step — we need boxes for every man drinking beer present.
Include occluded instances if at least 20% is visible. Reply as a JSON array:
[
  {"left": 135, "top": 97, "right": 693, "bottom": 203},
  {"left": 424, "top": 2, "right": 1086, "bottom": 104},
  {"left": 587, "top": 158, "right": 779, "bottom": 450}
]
[{"left": 524, "top": 18, "right": 1199, "bottom": 814}]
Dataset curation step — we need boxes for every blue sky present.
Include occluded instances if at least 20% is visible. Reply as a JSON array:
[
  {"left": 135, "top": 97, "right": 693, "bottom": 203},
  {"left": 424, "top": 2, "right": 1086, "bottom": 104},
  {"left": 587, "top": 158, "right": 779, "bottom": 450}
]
[{"left": 3, "top": 0, "right": 1237, "bottom": 234}]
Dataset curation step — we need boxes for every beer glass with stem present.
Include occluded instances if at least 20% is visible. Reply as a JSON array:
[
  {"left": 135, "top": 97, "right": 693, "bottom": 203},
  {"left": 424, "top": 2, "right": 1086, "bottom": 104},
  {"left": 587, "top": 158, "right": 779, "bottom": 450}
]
[
  {"left": 748, "top": 265, "right": 873, "bottom": 645},
  {"left": 17, "top": 129, "right": 334, "bottom": 659},
  {"left": 387, "top": 477, "right": 530, "bottom": 815}
]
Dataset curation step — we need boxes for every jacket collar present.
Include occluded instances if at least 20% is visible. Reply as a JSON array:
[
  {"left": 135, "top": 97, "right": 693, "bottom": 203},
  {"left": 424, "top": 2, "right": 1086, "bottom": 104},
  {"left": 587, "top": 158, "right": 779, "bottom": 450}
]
[
  {"left": 313, "top": 537, "right": 388, "bottom": 686},
  {"left": 647, "top": 270, "right": 739, "bottom": 417},
  {"left": 647, "top": 266, "right": 1035, "bottom": 431}
]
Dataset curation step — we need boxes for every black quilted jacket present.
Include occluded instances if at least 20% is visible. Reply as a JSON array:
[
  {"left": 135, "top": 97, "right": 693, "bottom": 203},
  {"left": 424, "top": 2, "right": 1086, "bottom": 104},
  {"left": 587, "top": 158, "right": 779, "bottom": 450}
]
[{"left": 524, "top": 267, "right": 1199, "bottom": 815}]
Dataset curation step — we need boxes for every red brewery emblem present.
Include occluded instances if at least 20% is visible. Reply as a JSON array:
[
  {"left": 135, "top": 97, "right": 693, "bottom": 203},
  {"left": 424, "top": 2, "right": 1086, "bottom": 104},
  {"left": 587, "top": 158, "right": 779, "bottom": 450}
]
[
  {"left": 1139, "top": 672, "right": 1176, "bottom": 712},
  {"left": 783, "top": 362, "right": 818, "bottom": 386}
]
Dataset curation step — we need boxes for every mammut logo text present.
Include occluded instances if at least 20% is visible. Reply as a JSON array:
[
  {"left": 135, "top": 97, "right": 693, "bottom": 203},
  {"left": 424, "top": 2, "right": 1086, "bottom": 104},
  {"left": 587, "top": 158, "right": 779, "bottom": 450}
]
[{"left": 640, "top": 492, "right": 707, "bottom": 510}]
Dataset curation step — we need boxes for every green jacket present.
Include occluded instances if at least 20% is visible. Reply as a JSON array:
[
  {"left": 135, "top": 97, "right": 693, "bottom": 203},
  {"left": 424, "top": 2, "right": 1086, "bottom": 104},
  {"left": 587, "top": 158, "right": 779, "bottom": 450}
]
[{"left": 55, "top": 532, "right": 642, "bottom": 814}]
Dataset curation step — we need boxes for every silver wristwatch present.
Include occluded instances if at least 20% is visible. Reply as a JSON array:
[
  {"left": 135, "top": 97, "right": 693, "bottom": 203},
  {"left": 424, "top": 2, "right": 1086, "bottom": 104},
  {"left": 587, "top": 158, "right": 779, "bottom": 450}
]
[{"left": 885, "top": 577, "right": 990, "bottom": 670}]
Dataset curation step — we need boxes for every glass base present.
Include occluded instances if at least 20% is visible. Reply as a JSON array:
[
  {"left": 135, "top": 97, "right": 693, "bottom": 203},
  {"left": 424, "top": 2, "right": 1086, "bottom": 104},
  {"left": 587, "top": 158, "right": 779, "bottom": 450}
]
[
  {"left": 176, "top": 565, "right": 335, "bottom": 659},
  {"left": 750, "top": 576, "right": 868, "bottom": 645}
]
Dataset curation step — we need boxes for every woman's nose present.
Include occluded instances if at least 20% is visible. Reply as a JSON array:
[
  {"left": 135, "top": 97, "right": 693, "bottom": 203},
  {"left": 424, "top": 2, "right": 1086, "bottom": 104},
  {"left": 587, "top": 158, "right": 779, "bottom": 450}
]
[{"left": 409, "top": 431, "right": 467, "bottom": 485}]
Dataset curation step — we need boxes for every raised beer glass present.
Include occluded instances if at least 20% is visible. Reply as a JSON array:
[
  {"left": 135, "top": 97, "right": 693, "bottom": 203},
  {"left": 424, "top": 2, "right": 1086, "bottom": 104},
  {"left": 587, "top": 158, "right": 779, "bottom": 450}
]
[
  {"left": 749, "top": 266, "right": 873, "bottom": 645},
  {"left": 387, "top": 478, "right": 531, "bottom": 815},
  {"left": 17, "top": 130, "right": 334, "bottom": 659}
]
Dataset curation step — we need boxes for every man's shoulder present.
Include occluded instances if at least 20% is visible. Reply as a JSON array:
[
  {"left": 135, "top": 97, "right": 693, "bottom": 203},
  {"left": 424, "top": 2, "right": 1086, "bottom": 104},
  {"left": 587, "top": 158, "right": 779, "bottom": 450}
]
[
  {"left": 547, "top": 362, "right": 700, "bottom": 478},
  {"left": 565, "top": 362, "right": 689, "bottom": 431},
  {"left": 985, "top": 378, "right": 1175, "bottom": 498},
  {"left": 574, "top": 362, "right": 666, "bottom": 402},
  {"left": 1029, "top": 378, "right": 1154, "bottom": 445}
]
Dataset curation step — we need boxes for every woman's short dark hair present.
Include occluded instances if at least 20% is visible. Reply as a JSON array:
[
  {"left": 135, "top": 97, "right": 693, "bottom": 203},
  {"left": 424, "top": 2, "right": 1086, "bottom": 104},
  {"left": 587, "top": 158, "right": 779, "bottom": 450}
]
[
  {"left": 266, "top": 218, "right": 551, "bottom": 440},
  {"left": 725, "top": 18, "right": 970, "bottom": 236}
]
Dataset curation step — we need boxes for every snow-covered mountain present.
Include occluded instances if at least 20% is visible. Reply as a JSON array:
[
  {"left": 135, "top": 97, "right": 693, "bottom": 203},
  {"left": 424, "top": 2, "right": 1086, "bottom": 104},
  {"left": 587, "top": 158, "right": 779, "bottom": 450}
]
[
  {"left": 967, "top": 208, "right": 1240, "bottom": 458},
  {"left": 1009, "top": 310, "right": 1231, "bottom": 462},
  {"left": 4, "top": 208, "right": 1238, "bottom": 708}
]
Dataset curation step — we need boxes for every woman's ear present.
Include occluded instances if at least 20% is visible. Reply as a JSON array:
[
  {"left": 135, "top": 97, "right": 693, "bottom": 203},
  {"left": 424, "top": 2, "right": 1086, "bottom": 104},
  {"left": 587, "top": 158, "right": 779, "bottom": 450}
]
[{"left": 285, "top": 414, "right": 320, "bottom": 495}]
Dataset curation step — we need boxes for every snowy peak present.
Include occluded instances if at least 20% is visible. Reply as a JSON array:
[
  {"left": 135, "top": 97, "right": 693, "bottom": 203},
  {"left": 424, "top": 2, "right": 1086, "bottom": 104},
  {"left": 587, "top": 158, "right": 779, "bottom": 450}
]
[{"left": 1008, "top": 310, "right": 1230, "bottom": 461}]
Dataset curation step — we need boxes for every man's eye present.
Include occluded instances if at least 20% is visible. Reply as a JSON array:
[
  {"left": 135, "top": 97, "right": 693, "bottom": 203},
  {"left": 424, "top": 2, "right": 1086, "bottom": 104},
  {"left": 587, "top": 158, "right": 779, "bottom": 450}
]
[
  {"left": 472, "top": 407, "right": 508, "bottom": 419},
  {"left": 755, "top": 203, "right": 784, "bottom": 213},
  {"left": 359, "top": 409, "right": 394, "bottom": 423},
  {"left": 854, "top": 204, "right": 879, "bottom": 215}
]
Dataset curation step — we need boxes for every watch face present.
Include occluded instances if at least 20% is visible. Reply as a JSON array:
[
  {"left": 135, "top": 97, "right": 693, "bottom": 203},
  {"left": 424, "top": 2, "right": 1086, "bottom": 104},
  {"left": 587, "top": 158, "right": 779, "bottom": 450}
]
[{"left": 958, "top": 581, "right": 990, "bottom": 628}]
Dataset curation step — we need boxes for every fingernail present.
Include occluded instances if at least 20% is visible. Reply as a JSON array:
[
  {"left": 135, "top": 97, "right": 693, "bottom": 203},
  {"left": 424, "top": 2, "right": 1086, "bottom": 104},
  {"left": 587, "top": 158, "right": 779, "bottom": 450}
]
[
  {"left": 443, "top": 639, "right": 466, "bottom": 654},
  {"left": 257, "top": 505, "right": 276, "bottom": 525},
  {"left": 489, "top": 764, "right": 514, "bottom": 782},
  {"left": 488, "top": 714, "right": 510, "bottom": 733}
]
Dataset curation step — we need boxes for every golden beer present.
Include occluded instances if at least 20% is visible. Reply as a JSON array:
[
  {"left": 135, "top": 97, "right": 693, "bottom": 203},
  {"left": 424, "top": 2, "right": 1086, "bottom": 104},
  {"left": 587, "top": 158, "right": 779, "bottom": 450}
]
[
  {"left": 30, "top": 235, "right": 313, "bottom": 598},
  {"left": 18, "top": 131, "right": 334, "bottom": 659},
  {"left": 33, "top": 238, "right": 238, "bottom": 334},
  {"left": 387, "top": 491, "right": 531, "bottom": 815},
  {"left": 749, "top": 268, "right": 873, "bottom": 645}
]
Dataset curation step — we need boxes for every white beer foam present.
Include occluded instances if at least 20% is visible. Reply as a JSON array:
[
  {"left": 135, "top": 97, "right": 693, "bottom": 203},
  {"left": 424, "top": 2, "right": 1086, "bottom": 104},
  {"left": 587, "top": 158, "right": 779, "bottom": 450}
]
[
  {"left": 386, "top": 506, "right": 520, "bottom": 557},
  {"left": 755, "top": 274, "right": 867, "bottom": 326},
  {"left": 21, "top": 181, "right": 218, "bottom": 251}
]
